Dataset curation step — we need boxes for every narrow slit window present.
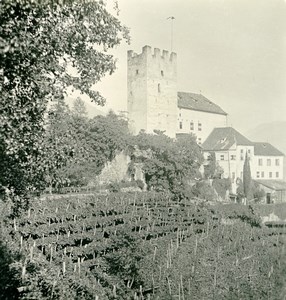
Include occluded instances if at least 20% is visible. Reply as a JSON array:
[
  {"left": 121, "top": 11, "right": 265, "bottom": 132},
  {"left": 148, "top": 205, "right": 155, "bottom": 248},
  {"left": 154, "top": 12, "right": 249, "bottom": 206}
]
[{"left": 158, "top": 83, "right": 161, "bottom": 93}]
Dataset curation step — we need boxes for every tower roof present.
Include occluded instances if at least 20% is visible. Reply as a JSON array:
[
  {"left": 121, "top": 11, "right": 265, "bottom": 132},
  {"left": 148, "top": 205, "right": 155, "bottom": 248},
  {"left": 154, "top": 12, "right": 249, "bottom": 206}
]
[
  {"left": 202, "top": 127, "right": 253, "bottom": 151},
  {"left": 177, "top": 92, "right": 227, "bottom": 115}
]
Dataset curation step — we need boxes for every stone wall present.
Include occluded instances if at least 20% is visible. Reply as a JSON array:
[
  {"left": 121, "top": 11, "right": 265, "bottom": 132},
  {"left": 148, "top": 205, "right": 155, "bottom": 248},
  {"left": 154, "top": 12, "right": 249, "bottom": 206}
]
[
  {"left": 96, "top": 152, "right": 145, "bottom": 186},
  {"left": 97, "top": 152, "right": 131, "bottom": 185},
  {"left": 127, "top": 45, "right": 178, "bottom": 138}
]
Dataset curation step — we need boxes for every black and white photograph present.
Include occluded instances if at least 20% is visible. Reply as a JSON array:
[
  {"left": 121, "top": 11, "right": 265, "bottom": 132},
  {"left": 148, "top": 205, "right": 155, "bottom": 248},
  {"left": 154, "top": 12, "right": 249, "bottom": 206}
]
[{"left": 1, "top": 0, "right": 286, "bottom": 299}]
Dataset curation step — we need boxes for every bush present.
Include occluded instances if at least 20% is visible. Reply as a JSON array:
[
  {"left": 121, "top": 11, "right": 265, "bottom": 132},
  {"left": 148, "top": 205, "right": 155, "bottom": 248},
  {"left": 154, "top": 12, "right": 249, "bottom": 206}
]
[
  {"left": 191, "top": 181, "right": 218, "bottom": 201},
  {"left": 212, "top": 178, "right": 232, "bottom": 199}
]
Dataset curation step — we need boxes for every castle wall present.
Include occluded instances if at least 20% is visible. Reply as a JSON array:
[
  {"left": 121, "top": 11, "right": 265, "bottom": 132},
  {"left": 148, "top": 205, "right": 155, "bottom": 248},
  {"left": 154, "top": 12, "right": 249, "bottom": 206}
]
[{"left": 127, "top": 46, "right": 178, "bottom": 138}]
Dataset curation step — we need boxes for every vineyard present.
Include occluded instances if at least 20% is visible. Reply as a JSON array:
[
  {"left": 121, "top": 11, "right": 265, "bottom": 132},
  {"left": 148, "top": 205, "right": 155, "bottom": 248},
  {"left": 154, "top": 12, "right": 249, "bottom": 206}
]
[{"left": 1, "top": 192, "right": 286, "bottom": 299}]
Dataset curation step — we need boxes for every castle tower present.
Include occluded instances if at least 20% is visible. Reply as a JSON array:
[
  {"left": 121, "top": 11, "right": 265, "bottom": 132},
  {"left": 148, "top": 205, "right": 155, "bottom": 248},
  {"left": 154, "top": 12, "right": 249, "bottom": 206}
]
[{"left": 127, "top": 45, "right": 178, "bottom": 138}]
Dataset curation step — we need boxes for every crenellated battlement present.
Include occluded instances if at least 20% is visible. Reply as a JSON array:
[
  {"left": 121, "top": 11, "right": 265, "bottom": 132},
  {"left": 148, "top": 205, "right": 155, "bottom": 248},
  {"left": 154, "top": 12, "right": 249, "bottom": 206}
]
[
  {"left": 128, "top": 45, "right": 176, "bottom": 62},
  {"left": 127, "top": 44, "right": 178, "bottom": 138}
]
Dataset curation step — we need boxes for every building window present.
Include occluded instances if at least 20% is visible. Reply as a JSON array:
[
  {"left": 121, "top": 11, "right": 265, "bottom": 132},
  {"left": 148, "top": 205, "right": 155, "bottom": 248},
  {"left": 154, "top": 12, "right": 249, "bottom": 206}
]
[
  {"left": 158, "top": 83, "right": 161, "bottom": 93},
  {"left": 248, "top": 149, "right": 251, "bottom": 154},
  {"left": 261, "top": 171, "right": 264, "bottom": 178},
  {"left": 269, "top": 172, "right": 272, "bottom": 178},
  {"left": 240, "top": 149, "right": 244, "bottom": 160},
  {"left": 136, "top": 69, "right": 139, "bottom": 75},
  {"left": 198, "top": 138, "right": 202, "bottom": 145},
  {"left": 190, "top": 121, "right": 194, "bottom": 130},
  {"left": 267, "top": 159, "right": 271, "bottom": 166},
  {"left": 198, "top": 122, "right": 202, "bottom": 131},
  {"left": 179, "top": 121, "right": 182, "bottom": 129},
  {"left": 220, "top": 155, "right": 224, "bottom": 161},
  {"left": 276, "top": 172, "right": 279, "bottom": 178},
  {"left": 258, "top": 158, "right": 263, "bottom": 166},
  {"left": 275, "top": 159, "right": 280, "bottom": 166},
  {"left": 161, "top": 70, "right": 164, "bottom": 76},
  {"left": 256, "top": 171, "right": 260, "bottom": 178},
  {"left": 230, "top": 155, "right": 236, "bottom": 160}
]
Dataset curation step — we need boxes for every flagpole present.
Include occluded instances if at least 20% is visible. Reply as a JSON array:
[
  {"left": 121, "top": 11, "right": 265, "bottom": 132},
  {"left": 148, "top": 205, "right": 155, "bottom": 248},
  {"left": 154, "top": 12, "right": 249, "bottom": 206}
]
[{"left": 167, "top": 16, "right": 175, "bottom": 52}]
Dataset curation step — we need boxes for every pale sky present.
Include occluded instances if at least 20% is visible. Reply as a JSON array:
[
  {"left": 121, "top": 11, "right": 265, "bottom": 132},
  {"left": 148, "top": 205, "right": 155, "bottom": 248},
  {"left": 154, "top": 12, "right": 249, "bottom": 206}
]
[{"left": 71, "top": 0, "right": 286, "bottom": 136}]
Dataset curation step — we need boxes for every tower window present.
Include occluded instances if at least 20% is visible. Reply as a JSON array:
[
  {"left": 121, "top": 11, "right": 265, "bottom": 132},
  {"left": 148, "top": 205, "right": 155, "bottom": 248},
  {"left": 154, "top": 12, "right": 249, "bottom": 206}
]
[
  {"left": 158, "top": 83, "right": 161, "bottom": 93},
  {"left": 161, "top": 70, "right": 164, "bottom": 76},
  {"left": 179, "top": 121, "right": 182, "bottom": 129},
  {"left": 136, "top": 69, "right": 139, "bottom": 75}
]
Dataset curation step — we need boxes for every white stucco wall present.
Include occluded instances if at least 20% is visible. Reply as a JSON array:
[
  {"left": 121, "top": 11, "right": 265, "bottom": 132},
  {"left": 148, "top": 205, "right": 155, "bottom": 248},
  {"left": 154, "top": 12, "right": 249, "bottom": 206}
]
[
  {"left": 252, "top": 155, "right": 284, "bottom": 180},
  {"left": 204, "top": 145, "right": 284, "bottom": 193},
  {"left": 177, "top": 108, "right": 227, "bottom": 144}
]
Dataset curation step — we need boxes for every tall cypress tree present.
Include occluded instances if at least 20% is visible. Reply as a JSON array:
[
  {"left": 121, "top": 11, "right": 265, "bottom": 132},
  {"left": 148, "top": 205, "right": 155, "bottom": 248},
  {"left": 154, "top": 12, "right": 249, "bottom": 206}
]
[{"left": 243, "top": 152, "right": 252, "bottom": 201}]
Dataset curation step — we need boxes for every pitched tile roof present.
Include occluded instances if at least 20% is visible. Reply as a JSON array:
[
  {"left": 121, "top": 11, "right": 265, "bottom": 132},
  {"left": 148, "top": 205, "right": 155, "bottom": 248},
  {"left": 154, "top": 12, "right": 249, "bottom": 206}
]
[
  {"left": 202, "top": 127, "right": 253, "bottom": 151},
  {"left": 253, "top": 142, "right": 284, "bottom": 156},
  {"left": 177, "top": 92, "right": 227, "bottom": 115},
  {"left": 254, "top": 180, "right": 286, "bottom": 191}
]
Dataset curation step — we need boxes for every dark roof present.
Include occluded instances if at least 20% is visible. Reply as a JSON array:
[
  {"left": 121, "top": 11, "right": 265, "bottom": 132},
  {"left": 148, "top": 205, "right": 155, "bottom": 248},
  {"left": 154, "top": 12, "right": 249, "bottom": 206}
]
[
  {"left": 254, "top": 180, "right": 286, "bottom": 191},
  {"left": 253, "top": 142, "right": 284, "bottom": 156},
  {"left": 202, "top": 127, "right": 253, "bottom": 151},
  {"left": 177, "top": 92, "right": 227, "bottom": 115}
]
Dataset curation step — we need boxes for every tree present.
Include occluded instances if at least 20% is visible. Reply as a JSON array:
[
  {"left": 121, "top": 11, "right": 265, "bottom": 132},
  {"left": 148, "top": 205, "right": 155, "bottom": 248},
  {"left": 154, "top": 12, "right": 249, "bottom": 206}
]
[
  {"left": 72, "top": 97, "right": 88, "bottom": 119},
  {"left": 87, "top": 111, "right": 130, "bottom": 172},
  {"left": 0, "top": 0, "right": 129, "bottom": 207},
  {"left": 243, "top": 152, "right": 252, "bottom": 201},
  {"left": 43, "top": 98, "right": 83, "bottom": 190},
  {"left": 252, "top": 182, "right": 266, "bottom": 203},
  {"left": 132, "top": 132, "right": 203, "bottom": 199},
  {"left": 204, "top": 152, "right": 224, "bottom": 179}
]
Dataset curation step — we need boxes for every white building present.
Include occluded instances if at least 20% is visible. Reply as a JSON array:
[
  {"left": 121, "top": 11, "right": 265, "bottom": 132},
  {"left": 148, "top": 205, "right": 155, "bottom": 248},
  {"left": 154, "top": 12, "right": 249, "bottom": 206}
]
[
  {"left": 177, "top": 92, "right": 227, "bottom": 145},
  {"left": 202, "top": 127, "right": 285, "bottom": 193}
]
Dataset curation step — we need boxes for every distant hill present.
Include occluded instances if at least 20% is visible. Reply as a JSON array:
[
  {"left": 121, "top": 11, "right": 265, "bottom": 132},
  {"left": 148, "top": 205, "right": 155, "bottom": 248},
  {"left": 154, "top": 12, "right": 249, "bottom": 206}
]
[{"left": 246, "top": 121, "right": 286, "bottom": 180}]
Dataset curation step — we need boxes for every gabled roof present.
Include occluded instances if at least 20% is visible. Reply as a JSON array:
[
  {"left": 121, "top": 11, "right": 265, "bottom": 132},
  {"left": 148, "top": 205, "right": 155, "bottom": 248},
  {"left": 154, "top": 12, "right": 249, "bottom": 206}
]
[
  {"left": 177, "top": 92, "right": 227, "bottom": 115},
  {"left": 253, "top": 142, "right": 284, "bottom": 156},
  {"left": 202, "top": 127, "right": 253, "bottom": 151},
  {"left": 254, "top": 180, "right": 286, "bottom": 191}
]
